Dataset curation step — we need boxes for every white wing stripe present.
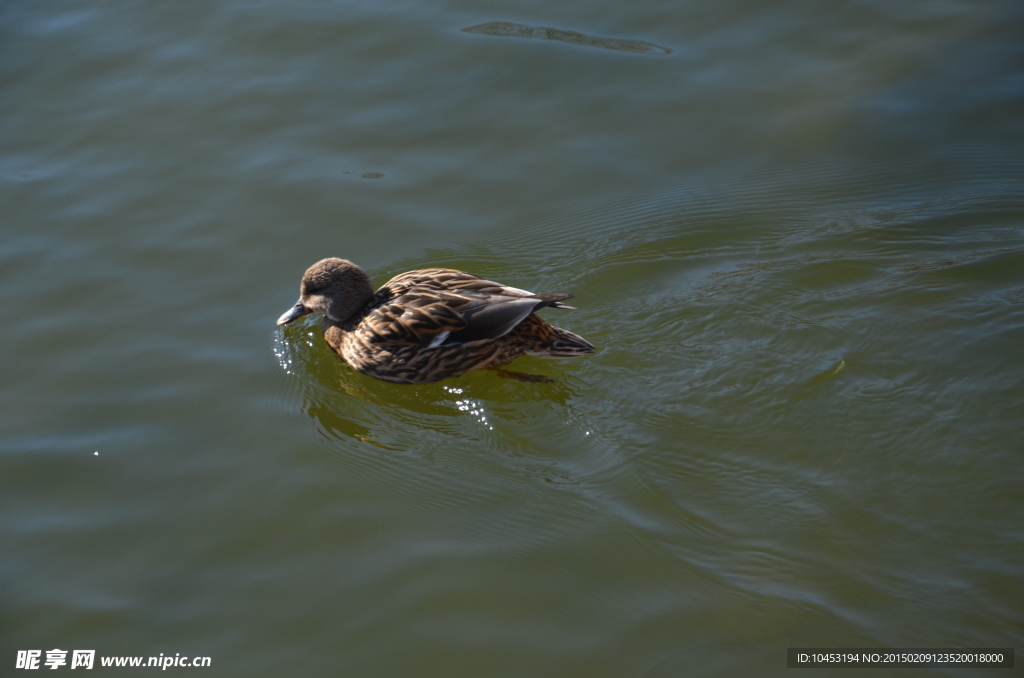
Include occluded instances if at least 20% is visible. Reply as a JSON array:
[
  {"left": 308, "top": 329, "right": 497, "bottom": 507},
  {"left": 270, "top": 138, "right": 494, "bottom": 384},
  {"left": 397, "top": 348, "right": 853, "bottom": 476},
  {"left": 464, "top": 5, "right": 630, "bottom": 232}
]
[
  {"left": 427, "top": 331, "right": 451, "bottom": 348},
  {"left": 498, "top": 285, "right": 535, "bottom": 297}
]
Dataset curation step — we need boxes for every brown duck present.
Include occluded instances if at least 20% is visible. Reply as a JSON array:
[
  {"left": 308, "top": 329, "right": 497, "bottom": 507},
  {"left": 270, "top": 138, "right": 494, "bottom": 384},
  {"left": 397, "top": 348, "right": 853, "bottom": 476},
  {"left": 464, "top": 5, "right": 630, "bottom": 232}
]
[{"left": 277, "top": 258, "right": 595, "bottom": 384}]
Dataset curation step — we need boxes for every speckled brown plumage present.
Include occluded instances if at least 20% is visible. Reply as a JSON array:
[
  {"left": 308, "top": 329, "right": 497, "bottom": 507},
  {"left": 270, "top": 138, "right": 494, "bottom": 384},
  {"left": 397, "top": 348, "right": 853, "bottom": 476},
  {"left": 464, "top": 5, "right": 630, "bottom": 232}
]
[{"left": 277, "top": 258, "right": 595, "bottom": 384}]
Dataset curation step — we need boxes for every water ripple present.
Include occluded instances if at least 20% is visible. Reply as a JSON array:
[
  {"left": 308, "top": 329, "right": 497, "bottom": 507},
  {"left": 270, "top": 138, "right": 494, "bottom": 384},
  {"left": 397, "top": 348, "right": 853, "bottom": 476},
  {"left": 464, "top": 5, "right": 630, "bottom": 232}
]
[{"left": 462, "top": 21, "right": 672, "bottom": 56}]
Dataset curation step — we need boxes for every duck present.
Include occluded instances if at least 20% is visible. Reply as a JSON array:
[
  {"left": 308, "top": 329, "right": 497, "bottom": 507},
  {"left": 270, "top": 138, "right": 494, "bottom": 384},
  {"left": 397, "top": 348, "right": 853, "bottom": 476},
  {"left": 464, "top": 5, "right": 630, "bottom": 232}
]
[{"left": 277, "top": 258, "right": 595, "bottom": 384}]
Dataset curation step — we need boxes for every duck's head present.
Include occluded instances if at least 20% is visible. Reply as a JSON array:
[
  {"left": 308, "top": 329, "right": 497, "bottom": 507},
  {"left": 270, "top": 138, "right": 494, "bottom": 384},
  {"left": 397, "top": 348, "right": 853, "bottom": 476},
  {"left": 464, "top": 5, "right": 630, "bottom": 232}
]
[{"left": 277, "top": 258, "right": 374, "bottom": 325}]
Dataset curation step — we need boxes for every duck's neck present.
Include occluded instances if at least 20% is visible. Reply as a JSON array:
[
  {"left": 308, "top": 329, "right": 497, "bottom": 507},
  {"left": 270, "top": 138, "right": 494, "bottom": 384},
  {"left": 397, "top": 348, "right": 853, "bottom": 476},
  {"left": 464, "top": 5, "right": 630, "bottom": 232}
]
[{"left": 331, "top": 294, "right": 378, "bottom": 332}]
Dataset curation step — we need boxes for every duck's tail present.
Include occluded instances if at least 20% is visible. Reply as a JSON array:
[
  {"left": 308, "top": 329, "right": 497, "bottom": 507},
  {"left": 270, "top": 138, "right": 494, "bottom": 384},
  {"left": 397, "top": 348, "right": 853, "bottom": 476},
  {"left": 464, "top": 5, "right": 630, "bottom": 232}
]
[
  {"left": 518, "top": 315, "right": 595, "bottom": 358},
  {"left": 537, "top": 327, "right": 596, "bottom": 357}
]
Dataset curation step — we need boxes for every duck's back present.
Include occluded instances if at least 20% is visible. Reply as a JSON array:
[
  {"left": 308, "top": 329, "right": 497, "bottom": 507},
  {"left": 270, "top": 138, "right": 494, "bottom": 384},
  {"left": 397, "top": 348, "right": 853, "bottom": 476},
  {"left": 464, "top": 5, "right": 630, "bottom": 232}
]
[{"left": 377, "top": 268, "right": 534, "bottom": 299}]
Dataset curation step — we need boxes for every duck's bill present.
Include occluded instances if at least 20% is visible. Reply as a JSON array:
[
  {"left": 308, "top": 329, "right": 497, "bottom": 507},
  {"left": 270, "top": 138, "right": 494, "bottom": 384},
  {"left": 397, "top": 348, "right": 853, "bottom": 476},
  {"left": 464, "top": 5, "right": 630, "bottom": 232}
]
[{"left": 277, "top": 301, "right": 309, "bottom": 325}]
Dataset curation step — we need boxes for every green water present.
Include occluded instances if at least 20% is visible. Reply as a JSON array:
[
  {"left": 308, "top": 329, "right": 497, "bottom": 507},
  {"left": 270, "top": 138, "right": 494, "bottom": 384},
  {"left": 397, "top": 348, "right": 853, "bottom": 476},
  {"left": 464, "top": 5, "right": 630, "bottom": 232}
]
[{"left": 2, "top": 1, "right": 1022, "bottom": 676}]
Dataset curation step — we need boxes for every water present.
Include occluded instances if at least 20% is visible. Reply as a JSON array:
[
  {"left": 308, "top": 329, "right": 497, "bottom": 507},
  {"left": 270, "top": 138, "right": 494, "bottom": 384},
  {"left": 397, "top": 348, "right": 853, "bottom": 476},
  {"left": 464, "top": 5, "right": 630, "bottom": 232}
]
[{"left": 2, "top": 0, "right": 1022, "bottom": 675}]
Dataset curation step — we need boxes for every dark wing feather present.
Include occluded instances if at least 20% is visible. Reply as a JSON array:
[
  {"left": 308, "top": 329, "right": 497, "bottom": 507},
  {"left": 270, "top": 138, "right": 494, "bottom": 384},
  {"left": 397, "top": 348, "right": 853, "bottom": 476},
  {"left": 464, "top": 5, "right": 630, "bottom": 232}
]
[{"left": 447, "top": 296, "right": 546, "bottom": 342}]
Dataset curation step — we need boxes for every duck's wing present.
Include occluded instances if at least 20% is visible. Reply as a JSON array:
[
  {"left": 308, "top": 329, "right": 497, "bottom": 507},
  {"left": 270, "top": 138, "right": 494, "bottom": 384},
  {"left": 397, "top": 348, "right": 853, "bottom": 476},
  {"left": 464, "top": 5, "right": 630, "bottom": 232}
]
[{"left": 365, "top": 269, "right": 575, "bottom": 347}]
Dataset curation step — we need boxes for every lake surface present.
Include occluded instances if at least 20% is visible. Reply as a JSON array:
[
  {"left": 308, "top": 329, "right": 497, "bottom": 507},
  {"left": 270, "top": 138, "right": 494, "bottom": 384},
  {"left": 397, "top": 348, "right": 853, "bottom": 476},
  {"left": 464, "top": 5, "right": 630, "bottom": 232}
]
[{"left": 2, "top": 0, "right": 1022, "bottom": 675}]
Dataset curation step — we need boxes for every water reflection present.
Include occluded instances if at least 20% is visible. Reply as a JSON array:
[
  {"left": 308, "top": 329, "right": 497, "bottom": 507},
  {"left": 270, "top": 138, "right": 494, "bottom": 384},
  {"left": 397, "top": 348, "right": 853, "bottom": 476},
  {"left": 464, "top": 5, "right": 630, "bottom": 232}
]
[
  {"left": 274, "top": 322, "right": 580, "bottom": 450},
  {"left": 462, "top": 21, "right": 672, "bottom": 56}
]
